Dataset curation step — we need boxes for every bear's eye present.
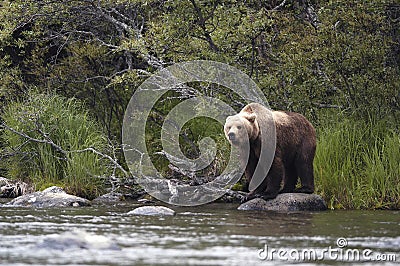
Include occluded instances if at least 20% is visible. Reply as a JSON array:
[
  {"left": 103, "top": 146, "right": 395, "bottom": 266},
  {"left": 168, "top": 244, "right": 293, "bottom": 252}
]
[
  {"left": 227, "top": 126, "right": 231, "bottom": 130},
  {"left": 237, "top": 126, "right": 242, "bottom": 130}
]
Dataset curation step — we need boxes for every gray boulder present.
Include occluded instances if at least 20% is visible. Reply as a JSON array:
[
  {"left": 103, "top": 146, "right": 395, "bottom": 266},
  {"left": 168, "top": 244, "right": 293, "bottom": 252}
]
[
  {"left": 238, "top": 193, "right": 327, "bottom": 211},
  {"left": 0, "top": 177, "right": 9, "bottom": 186},
  {"left": 3, "top": 186, "right": 90, "bottom": 207},
  {"left": 128, "top": 205, "right": 176, "bottom": 216},
  {"left": 92, "top": 192, "right": 124, "bottom": 204},
  {"left": 0, "top": 177, "right": 33, "bottom": 198}
]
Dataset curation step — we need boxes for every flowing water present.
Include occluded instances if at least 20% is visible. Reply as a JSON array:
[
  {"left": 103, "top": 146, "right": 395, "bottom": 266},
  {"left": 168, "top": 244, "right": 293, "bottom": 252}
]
[{"left": 0, "top": 201, "right": 399, "bottom": 265}]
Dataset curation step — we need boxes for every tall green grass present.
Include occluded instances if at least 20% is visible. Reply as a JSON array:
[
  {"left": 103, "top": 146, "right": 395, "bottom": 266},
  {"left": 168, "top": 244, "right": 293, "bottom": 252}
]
[
  {"left": 0, "top": 92, "right": 109, "bottom": 199},
  {"left": 315, "top": 115, "right": 400, "bottom": 209}
]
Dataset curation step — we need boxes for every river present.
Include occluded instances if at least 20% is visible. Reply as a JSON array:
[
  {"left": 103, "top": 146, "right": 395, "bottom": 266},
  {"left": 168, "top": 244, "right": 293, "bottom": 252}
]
[{"left": 0, "top": 202, "right": 399, "bottom": 265}]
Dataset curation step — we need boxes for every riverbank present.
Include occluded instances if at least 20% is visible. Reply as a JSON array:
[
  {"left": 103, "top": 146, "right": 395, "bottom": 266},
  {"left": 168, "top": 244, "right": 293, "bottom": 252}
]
[{"left": 314, "top": 114, "right": 400, "bottom": 210}]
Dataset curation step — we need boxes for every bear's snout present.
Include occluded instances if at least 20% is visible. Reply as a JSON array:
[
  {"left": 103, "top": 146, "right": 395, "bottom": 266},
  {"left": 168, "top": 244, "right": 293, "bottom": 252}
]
[{"left": 228, "top": 132, "right": 235, "bottom": 141}]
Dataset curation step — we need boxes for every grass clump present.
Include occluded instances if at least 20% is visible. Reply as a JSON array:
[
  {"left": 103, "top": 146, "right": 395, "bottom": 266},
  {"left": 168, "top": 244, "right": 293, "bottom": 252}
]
[
  {"left": 0, "top": 92, "right": 110, "bottom": 199},
  {"left": 314, "top": 114, "right": 400, "bottom": 209}
]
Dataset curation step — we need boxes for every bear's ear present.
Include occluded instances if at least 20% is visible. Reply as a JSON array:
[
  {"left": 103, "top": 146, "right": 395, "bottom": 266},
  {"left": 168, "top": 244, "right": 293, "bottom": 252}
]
[
  {"left": 245, "top": 113, "right": 257, "bottom": 123},
  {"left": 242, "top": 105, "right": 253, "bottom": 113}
]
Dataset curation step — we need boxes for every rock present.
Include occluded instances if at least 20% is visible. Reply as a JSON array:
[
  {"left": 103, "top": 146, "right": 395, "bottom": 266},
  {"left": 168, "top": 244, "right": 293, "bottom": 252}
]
[
  {"left": 92, "top": 192, "right": 124, "bottom": 204},
  {"left": 217, "top": 189, "right": 246, "bottom": 203},
  {"left": 0, "top": 177, "right": 33, "bottom": 198},
  {"left": 3, "top": 186, "right": 90, "bottom": 207},
  {"left": 137, "top": 198, "right": 156, "bottom": 204},
  {"left": 238, "top": 193, "right": 327, "bottom": 212},
  {"left": 0, "top": 177, "right": 9, "bottom": 186},
  {"left": 128, "top": 205, "right": 176, "bottom": 216},
  {"left": 42, "top": 186, "right": 65, "bottom": 193}
]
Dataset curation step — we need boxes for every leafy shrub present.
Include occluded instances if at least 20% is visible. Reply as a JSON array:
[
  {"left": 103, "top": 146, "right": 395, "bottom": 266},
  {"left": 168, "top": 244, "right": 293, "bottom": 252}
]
[{"left": 0, "top": 92, "right": 110, "bottom": 199}]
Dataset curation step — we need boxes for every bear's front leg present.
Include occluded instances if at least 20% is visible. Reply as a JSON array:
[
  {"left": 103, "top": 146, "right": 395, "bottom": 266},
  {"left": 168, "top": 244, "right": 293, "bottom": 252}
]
[
  {"left": 242, "top": 158, "right": 283, "bottom": 202},
  {"left": 258, "top": 157, "right": 284, "bottom": 200},
  {"left": 243, "top": 168, "right": 284, "bottom": 201},
  {"left": 241, "top": 189, "right": 279, "bottom": 203},
  {"left": 259, "top": 190, "right": 279, "bottom": 200},
  {"left": 294, "top": 187, "right": 314, "bottom": 194},
  {"left": 243, "top": 149, "right": 258, "bottom": 192},
  {"left": 241, "top": 190, "right": 257, "bottom": 203}
]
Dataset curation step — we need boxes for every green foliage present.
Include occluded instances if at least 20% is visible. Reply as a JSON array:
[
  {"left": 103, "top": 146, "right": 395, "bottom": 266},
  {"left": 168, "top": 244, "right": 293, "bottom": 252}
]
[
  {"left": 1, "top": 0, "right": 398, "bottom": 123},
  {"left": 0, "top": 1, "right": 399, "bottom": 207},
  {"left": 0, "top": 93, "right": 109, "bottom": 199},
  {"left": 144, "top": 90, "right": 231, "bottom": 179},
  {"left": 314, "top": 1, "right": 400, "bottom": 118},
  {"left": 315, "top": 113, "right": 400, "bottom": 209}
]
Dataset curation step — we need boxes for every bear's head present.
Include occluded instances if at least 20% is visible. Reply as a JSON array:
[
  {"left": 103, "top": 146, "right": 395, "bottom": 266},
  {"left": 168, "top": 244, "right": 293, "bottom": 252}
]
[{"left": 224, "top": 112, "right": 259, "bottom": 146}]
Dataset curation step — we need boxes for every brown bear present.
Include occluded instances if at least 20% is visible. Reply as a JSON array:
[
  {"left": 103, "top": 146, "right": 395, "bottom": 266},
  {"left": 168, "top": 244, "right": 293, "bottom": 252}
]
[{"left": 224, "top": 102, "right": 316, "bottom": 201}]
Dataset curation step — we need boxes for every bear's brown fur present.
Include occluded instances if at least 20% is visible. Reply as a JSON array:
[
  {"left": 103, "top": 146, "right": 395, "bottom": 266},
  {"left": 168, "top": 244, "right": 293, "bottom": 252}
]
[{"left": 224, "top": 103, "right": 316, "bottom": 200}]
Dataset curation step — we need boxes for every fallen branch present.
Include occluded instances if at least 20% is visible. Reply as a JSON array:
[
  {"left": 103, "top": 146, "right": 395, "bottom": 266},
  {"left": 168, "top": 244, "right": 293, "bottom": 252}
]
[
  {"left": 70, "top": 147, "right": 129, "bottom": 178},
  {"left": 1, "top": 122, "right": 67, "bottom": 157},
  {"left": 0, "top": 122, "right": 130, "bottom": 179}
]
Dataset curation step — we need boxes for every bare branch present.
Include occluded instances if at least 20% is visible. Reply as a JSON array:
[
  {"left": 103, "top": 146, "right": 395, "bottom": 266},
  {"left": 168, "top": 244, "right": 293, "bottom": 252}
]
[
  {"left": 312, "top": 102, "right": 343, "bottom": 109},
  {"left": 0, "top": 122, "right": 67, "bottom": 158},
  {"left": 272, "top": 0, "right": 287, "bottom": 11},
  {"left": 188, "top": 0, "right": 219, "bottom": 52},
  {"left": 69, "top": 147, "right": 129, "bottom": 178},
  {"left": 1, "top": 122, "right": 130, "bottom": 179}
]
